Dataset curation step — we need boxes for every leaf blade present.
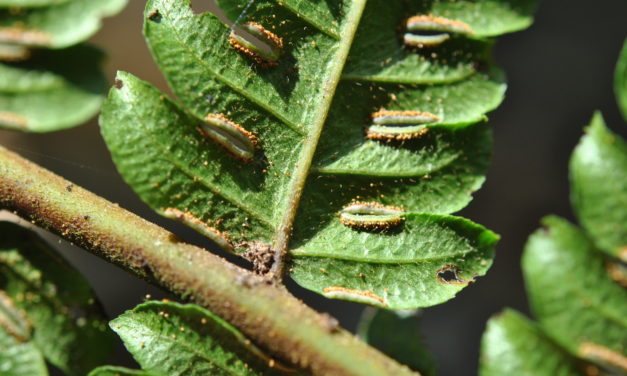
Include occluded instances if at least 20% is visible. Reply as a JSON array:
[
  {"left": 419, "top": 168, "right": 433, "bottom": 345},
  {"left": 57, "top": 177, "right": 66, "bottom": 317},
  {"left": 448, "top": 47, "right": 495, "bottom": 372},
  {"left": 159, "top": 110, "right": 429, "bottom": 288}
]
[
  {"left": 0, "top": 221, "right": 115, "bottom": 376},
  {"left": 570, "top": 113, "right": 627, "bottom": 259},
  {"left": 0, "top": 329, "right": 48, "bottom": 376},
  {"left": 0, "top": 0, "right": 127, "bottom": 48},
  {"left": 358, "top": 308, "right": 435, "bottom": 375},
  {"left": 522, "top": 216, "right": 627, "bottom": 365},
  {"left": 479, "top": 309, "right": 584, "bottom": 376},
  {"left": 289, "top": 214, "right": 498, "bottom": 309},
  {"left": 110, "top": 301, "right": 291, "bottom": 376},
  {"left": 0, "top": 45, "right": 106, "bottom": 132}
]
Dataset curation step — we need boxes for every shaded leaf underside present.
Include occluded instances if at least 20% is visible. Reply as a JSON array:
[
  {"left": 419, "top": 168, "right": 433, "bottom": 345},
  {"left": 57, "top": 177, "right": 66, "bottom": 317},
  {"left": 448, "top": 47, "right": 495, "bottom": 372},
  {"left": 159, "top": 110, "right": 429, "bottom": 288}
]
[
  {"left": 0, "top": 330, "right": 48, "bottom": 376},
  {"left": 100, "top": 0, "right": 534, "bottom": 308},
  {"left": 110, "top": 301, "right": 291, "bottom": 376},
  {"left": 0, "top": 222, "right": 114, "bottom": 376},
  {"left": 358, "top": 308, "right": 435, "bottom": 375}
]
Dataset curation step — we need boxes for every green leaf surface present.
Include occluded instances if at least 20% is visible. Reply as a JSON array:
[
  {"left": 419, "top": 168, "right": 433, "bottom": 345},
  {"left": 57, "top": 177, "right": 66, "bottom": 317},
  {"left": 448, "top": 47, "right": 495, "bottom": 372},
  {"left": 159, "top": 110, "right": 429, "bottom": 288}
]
[
  {"left": 422, "top": 0, "right": 536, "bottom": 37},
  {"left": 110, "top": 301, "right": 290, "bottom": 376},
  {"left": 100, "top": 0, "right": 536, "bottom": 307},
  {"left": 0, "top": 329, "right": 48, "bottom": 376},
  {"left": 310, "top": 122, "right": 492, "bottom": 214},
  {"left": 218, "top": 0, "right": 346, "bottom": 40},
  {"left": 615, "top": 39, "right": 627, "bottom": 121},
  {"left": 522, "top": 216, "right": 627, "bottom": 365},
  {"left": 0, "top": 0, "right": 69, "bottom": 7},
  {"left": 358, "top": 308, "right": 435, "bottom": 375},
  {"left": 0, "top": 45, "right": 105, "bottom": 132},
  {"left": 100, "top": 71, "right": 280, "bottom": 245},
  {"left": 0, "top": 221, "right": 114, "bottom": 376},
  {"left": 289, "top": 214, "right": 497, "bottom": 309},
  {"left": 570, "top": 113, "right": 627, "bottom": 260},
  {"left": 479, "top": 309, "right": 584, "bottom": 376},
  {"left": 87, "top": 366, "right": 155, "bottom": 376},
  {"left": 343, "top": 0, "right": 493, "bottom": 84},
  {"left": 0, "top": 0, "right": 127, "bottom": 48}
]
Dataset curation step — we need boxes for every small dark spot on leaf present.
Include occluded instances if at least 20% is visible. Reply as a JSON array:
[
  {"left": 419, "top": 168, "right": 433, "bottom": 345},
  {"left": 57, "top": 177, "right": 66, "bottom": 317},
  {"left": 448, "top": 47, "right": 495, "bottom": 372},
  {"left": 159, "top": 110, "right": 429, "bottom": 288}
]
[
  {"left": 147, "top": 9, "right": 161, "bottom": 22},
  {"left": 65, "top": 184, "right": 73, "bottom": 192},
  {"left": 114, "top": 79, "right": 123, "bottom": 89},
  {"left": 206, "top": 94, "right": 215, "bottom": 104},
  {"left": 83, "top": 215, "right": 90, "bottom": 220},
  {"left": 438, "top": 269, "right": 457, "bottom": 282},
  {"left": 437, "top": 265, "right": 470, "bottom": 285}
]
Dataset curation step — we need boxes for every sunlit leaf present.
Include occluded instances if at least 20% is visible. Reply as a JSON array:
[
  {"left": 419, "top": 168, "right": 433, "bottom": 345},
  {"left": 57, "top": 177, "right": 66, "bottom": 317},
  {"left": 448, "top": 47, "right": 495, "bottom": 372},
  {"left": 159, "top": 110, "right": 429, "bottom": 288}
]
[
  {"left": 523, "top": 216, "right": 627, "bottom": 369},
  {"left": 480, "top": 309, "right": 585, "bottom": 376},
  {"left": 570, "top": 113, "right": 627, "bottom": 260}
]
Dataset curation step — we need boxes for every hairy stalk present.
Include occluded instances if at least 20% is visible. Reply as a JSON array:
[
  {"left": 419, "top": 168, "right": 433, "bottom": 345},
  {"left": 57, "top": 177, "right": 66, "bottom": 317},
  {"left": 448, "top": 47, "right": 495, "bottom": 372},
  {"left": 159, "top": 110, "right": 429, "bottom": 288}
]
[
  {"left": 270, "top": 0, "right": 367, "bottom": 282},
  {"left": 0, "top": 146, "right": 417, "bottom": 376}
]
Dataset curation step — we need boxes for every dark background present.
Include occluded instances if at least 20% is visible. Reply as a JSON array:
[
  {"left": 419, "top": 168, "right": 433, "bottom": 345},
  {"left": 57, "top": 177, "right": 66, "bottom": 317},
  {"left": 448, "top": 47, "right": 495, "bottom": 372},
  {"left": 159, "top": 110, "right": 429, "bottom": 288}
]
[{"left": 1, "top": 1, "right": 626, "bottom": 374}]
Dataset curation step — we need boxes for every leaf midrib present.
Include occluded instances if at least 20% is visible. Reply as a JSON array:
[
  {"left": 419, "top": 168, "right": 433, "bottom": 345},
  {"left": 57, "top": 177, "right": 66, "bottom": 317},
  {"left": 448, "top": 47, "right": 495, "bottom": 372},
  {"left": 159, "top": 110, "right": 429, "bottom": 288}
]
[
  {"left": 288, "top": 247, "right": 476, "bottom": 264},
  {"left": 271, "top": 1, "right": 367, "bottom": 270}
]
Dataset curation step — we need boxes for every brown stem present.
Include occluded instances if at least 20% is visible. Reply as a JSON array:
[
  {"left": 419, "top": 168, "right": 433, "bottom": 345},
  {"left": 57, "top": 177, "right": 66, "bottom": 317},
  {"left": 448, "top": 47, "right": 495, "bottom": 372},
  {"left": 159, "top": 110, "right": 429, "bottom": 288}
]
[{"left": 0, "top": 146, "right": 417, "bottom": 376}]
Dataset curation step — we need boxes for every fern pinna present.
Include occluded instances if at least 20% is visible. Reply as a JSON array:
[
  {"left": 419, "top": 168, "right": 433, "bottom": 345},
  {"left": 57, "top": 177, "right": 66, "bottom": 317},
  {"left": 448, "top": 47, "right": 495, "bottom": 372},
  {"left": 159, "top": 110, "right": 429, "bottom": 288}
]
[{"left": 100, "top": 0, "right": 535, "bottom": 310}]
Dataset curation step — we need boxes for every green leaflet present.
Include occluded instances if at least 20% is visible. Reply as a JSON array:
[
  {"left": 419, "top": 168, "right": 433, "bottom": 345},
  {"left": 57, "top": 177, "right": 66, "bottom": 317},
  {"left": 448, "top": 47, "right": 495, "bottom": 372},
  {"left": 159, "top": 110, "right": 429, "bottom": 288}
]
[
  {"left": 358, "top": 308, "right": 435, "bottom": 375},
  {"left": 615, "top": 39, "right": 627, "bottom": 121},
  {"left": 0, "top": 222, "right": 114, "bottom": 376},
  {"left": 0, "top": 0, "right": 127, "bottom": 48},
  {"left": 0, "top": 0, "right": 68, "bottom": 8},
  {"left": 481, "top": 42, "right": 626, "bottom": 375},
  {"left": 87, "top": 366, "right": 155, "bottom": 376},
  {"left": 523, "top": 216, "right": 627, "bottom": 366},
  {"left": 220, "top": 0, "right": 346, "bottom": 40},
  {"left": 570, "top": 113, "right": 627, "bottom": 260},
  {"left": 343, "top": 0, "right": 493, "bottom": 84},
  {"left": 0, "top": 329, "right": 48, "bottom": 376},
  {"left": 110, "top": 301, "right": 291, "bottom": 376},
  {"left": 422, "top": 0, "right": 536, "bottom": 37},
  {"left": 100, "top": 0, "right": 535, "bottom": 308},
  {"left": 479, "top": 309, "right": 585, "bottom": 376},
  {"left": 0, "top": 45, "right": 105, "bottom": 132},
  {"left": 290, "top": 214, "right": 497, "bottom": 309},
  {"left": 100, "top": 72, "right": 279, "bottom": 245}
]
